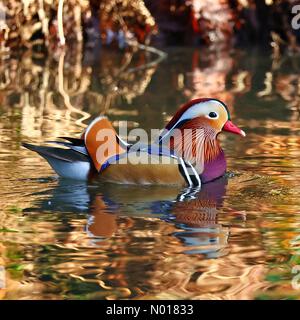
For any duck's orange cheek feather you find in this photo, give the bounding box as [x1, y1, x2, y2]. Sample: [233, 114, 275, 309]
[185, 117, 222, 133]
[208, 117, 229, 133]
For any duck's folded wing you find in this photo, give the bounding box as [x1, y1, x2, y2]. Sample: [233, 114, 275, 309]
[99, 144, 201, 186]
[99, 150, 187, 185]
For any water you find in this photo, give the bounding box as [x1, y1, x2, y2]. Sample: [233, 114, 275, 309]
[0, 46, 300, 300]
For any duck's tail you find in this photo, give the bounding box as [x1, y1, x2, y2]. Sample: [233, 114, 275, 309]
[22, 142, 94, 180]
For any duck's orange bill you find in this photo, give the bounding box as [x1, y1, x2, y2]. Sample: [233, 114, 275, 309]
[222, 120, 246, 137]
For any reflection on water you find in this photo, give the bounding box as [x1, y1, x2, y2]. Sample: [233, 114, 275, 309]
[0, 46, 300, 299]
[32, 177, 229, 257]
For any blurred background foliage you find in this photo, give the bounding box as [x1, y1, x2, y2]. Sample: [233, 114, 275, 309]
[0, 0, 299, 53]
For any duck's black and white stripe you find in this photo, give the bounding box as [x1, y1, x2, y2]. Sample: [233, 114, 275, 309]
[178, 159, 201, 187]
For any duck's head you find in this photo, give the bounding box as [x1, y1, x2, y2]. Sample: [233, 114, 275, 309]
[165, 98, 246, 138]
[161, 98, 245, 182]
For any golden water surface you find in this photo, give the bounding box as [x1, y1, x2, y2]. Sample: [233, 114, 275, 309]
[0, 46, 300, 299]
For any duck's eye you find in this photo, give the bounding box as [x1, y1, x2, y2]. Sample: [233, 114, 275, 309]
[208, 112, 218, 119]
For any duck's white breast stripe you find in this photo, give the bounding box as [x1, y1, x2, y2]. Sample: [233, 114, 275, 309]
[179, 158, 193, 187]
[187, 161, 201, 187]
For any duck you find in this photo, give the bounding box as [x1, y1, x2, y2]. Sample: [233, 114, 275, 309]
[22, 98, 246, 187]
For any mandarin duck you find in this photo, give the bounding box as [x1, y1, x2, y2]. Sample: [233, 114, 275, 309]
[23, 98, 245, 187]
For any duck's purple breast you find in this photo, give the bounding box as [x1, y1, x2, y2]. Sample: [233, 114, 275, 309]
[200, 150, 227, 183]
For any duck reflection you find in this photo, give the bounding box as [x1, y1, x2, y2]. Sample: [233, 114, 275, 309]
[32, 177, 230, 258]
[168, 178, 229, 257]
